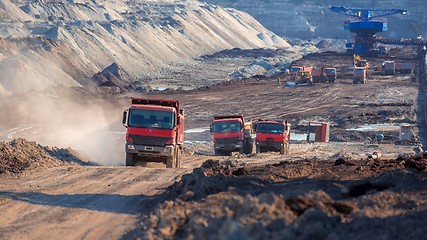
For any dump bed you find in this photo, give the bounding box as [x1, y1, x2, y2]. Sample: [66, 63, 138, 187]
[132, 98, 180, 113]
[213, 114, 245, 123]
[312, 69, 323, 77]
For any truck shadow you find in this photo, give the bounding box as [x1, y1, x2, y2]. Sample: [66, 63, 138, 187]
[0, 191, 157, 215]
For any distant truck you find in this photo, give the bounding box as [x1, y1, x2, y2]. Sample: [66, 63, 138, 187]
[289, 65, 313, 85]
[382, 61, 396, 75]
[312, 67, 337, 83]
[353, 67, 367, 84]
[289, 65, 313, 77]
[210, 114, 253, 155]
[396, 62, 416, 74]
[255, 120, 291, 155]
[382, 61, 415, 75]
[122, 98, 185, 168]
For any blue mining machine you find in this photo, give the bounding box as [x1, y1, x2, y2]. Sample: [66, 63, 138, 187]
[330, 6, 408, 55]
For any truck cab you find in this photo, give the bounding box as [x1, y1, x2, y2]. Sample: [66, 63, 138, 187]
[122, 98, 184, 168]
[323, 68, 337, 83]
[211, 114, 253, 155]
[255, 120, 291, 155]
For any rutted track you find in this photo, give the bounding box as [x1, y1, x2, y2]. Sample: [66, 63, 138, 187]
[0, 166, 191, 239]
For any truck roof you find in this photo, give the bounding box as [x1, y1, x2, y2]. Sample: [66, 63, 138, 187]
[257, 120, 284, 124]
[213, 114, 245, 122]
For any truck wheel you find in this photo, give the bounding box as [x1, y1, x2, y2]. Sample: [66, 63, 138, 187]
[280, 146, 285, 155]
[214, 149, 221, 156]
[126, 153, 136, 166]
[256, 145, 260, 154]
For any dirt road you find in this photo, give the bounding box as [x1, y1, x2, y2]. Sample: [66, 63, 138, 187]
[0, 165, 192, 239]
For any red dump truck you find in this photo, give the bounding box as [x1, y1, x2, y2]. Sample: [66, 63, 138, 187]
[210, 114, 253, 155]
[312, 67, 337, 83]
[255, 120, 291, 155]
[122, 98, 185, 168]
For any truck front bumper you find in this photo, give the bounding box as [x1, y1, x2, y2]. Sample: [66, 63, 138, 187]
[214, 141, 242, 152]
[126, 143, 174, 157]
[256, 140, 283, 150]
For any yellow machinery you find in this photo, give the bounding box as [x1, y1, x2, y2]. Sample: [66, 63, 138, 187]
[354, 54, 369, 68]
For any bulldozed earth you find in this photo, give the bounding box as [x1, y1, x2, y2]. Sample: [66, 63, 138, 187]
[0, 46, 427, 239]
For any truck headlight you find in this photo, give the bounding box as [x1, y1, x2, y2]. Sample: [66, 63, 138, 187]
[164, 146, 174, 153]
[127, 145, 135, 150]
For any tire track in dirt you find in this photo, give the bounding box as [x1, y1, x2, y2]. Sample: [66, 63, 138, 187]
[0, 166, 192, 240]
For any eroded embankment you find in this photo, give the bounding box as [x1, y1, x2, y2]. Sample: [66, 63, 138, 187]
[126, 156, 427, 240]
[0, 138, 93, 175]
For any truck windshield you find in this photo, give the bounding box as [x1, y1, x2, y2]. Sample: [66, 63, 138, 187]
[257, 123, 284, 134]
[290, 67, 301, 73]
[128, 109, 174, 130]
[324, 69, 336, 75]
[212, 121, 241, 133]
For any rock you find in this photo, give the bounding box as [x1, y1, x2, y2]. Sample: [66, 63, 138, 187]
[331, 201, 356, 215]
[334, 157, 355, 166]
[266, 218, 287, 232]
[403, 159, 427, 171]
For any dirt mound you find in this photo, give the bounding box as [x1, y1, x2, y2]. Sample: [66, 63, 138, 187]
[0, 138, 89, 175]
[165, 159, 247, 201]
[129, 157, 427, 239]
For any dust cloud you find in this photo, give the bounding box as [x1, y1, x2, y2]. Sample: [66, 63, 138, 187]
[0, 89, 125, 166]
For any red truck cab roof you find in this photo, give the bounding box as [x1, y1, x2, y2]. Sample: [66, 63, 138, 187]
[214, 118, 243, 123]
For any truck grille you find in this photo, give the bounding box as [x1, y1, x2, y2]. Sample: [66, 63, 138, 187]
[129, 135, 172, 147]
[216, 137, 239, 145]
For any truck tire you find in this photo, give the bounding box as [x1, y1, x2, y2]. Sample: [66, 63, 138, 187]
[280, 146, 285, 155]
[256, 145, 260, 154]
[214, 149, 221, 156]
[126, 153, 136, 166]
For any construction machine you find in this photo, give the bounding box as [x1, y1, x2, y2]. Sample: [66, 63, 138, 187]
[354, 54, 369, 68]
[289, 65, 313, 86]
[353, 67, 367, 84]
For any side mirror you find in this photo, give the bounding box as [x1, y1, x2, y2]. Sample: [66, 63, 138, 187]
[122, 109, 129, 128]
[177, 117, 181, 125]
[210, 125, 213, 133]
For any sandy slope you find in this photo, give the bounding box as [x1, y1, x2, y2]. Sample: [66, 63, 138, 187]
[0, 0, 291, 95]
